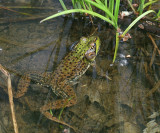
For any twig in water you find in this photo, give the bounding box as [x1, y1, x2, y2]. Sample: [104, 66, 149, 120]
[0, 64, 19, 133]
[0, 37, 22, 46]
[150, 47, 156, 68]
[148, 34, 160, 55]
[0, 6, 31, 16]
[0, 13, 54, 24]
[144, 80, 160, 99]
[126, 0, 137, 14]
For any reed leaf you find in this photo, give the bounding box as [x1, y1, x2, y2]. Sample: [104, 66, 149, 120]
[138, 0, 145, 15]
[81, 0, 86, 10]
[84, 0, 116, 23]
[143, 0, 157, 9]
[40, 9, 116, 27]
[114, 0, 120, 24]
[122, 10, 155, 36]
[109, 0, 114, 14]
[94, 0, 104, 6]
[59, 0, 67, 11]
[105, 0, 107, 7]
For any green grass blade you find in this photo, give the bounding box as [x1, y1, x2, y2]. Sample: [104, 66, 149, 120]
[82, 0, 92, 11]
[84, 0, 115, 22]
[94, 0, 108, 17]
[114, 0, 120, 24]
[94, 0, 104, 5]
[77, 2, 82, 9]
[50, 109, 53, 115]
[157, 9, 160, 17]
[58, 97, 73, 120]
[59, 0, 67, 11]
[143, 0, 157, 9]
[122, 10, 155, 36]
[104, 0, 108, 18]
[113, 10, 155, 62]
[40, 9, 116, 27]
[81, 0, 86, 10]
[105, 0, 107, 7]
[71, 0, 75, 7]
[138, 0, 145, 15]
[109, 0, 114, 14]
[72, 0, 78, 9]
[87, 3, 93, 11]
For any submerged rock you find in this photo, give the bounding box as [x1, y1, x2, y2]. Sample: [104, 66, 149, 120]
[124, 122, 141, 133]
[143, 120, 160, 133]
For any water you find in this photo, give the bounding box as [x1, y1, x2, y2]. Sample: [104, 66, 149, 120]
[0, 1, 160, 133]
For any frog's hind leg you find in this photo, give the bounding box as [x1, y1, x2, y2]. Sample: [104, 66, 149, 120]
[40, 85, 77, 130]
[14, 73, 31, 98]
[14, 72, 51, 98]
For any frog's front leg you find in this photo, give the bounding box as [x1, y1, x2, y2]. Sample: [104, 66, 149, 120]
[91, 61, 112, 80]
[40, 84, 77, 130]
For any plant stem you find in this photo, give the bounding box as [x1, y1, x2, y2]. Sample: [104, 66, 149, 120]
[126, 0, 137, 14]
[113, 32, 119, 62]
[122, 10, 155, 36]
[59, 0, 67, 11]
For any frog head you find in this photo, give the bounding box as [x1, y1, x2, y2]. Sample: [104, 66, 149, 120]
[74, 36, 100, 62]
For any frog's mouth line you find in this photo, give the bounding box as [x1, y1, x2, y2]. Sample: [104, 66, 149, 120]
[85, 43, 97, 60]
[85, 43, 96, 56]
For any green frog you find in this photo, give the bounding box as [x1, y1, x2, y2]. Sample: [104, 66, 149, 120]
[14, 36, 101, 129]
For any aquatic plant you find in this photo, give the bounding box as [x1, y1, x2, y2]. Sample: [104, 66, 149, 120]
[41, 0, 120, 29]
[72, 0, 93, 11]
[59, 0, 67, 11]
[127, 0, 158, 15]
[155, 9, 160, 21]
[40, 0, 155, 62]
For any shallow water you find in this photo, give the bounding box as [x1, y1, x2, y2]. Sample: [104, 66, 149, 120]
[0, 1, 160, 133]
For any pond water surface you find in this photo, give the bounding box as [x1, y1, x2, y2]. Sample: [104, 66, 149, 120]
[0, 1, 160, 133]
